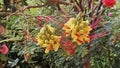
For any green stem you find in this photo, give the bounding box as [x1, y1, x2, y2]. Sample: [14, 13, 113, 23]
[0, 37, 21, 43]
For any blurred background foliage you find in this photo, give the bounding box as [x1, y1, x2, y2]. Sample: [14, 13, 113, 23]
[0, 0, 120, 68]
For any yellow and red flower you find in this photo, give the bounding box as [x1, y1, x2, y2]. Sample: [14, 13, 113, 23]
[63, 14, 92, 45]
[71, 21, 92, 45]
[37, 25, 61, 53]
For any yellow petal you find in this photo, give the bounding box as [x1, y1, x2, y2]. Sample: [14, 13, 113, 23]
[53, 43, 60, 51]
[78, 37, 84, 42]
[45, 47, 50, 53]
[84, 26, 92, 31]
[84, 36, 90, 42]
[63, 18, 76, 31]
[38, 39, 44, 46]
[54, 36, 61, 42]
[49, 40, 54, 44]
[65, 18, 76, 29]
[76, 40, 82, 45]
[85, 20, 89, 25]
[39, 27, 45, 34]
[71, 28, 78, 39]
[42, 44, 49, 47]
[47, 25, 55, 33]
[71, 34, 77, 41]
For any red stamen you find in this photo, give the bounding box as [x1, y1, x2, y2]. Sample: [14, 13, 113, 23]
[49, 44, 53, 50]
[75, 33, 82, 37]
[77, 39, 83, 43]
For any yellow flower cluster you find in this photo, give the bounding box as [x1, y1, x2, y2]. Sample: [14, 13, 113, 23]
[63, 14, 92, 45]
[37, 25, 61, 53]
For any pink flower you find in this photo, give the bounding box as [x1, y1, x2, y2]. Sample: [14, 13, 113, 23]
[102, 0, 116, 7]
[108, 12, 113, 17]
[37, 16, 44, 22]
[0, 44, 9, 54]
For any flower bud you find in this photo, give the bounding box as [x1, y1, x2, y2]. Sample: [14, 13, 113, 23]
[108, 12, 113, 17]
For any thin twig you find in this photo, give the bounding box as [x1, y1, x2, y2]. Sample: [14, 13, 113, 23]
[21, 4, 48, 12]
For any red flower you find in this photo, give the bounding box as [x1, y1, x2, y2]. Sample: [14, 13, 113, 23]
[62, 41, 74, 50]
[61, 40, 76, 55]
[0, 44, 9, 54]
[102, 0, 116, 7]
[68, 49, 75, 55]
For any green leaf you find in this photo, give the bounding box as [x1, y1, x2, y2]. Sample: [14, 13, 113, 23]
[0, 36, 22, 43]
[0, 54, 8, 61]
